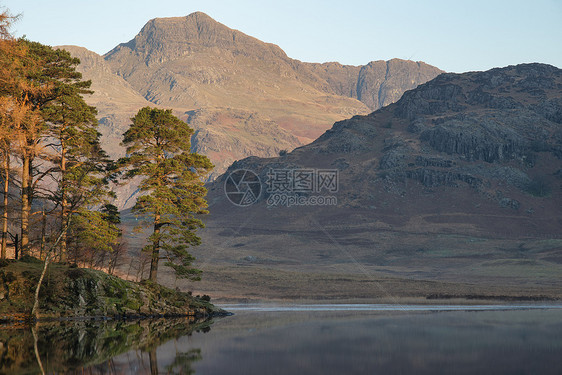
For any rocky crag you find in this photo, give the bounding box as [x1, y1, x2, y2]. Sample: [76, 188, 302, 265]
[212, 63, 562, 228]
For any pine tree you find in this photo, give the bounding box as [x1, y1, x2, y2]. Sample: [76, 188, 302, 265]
[31, 42, 110, 261]
[0, 19, 47, 257]
[121, 107, 213, 282]
[0, 40, 113, 262]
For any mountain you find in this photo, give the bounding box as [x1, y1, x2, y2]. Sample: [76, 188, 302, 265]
[102, 12, 369, 142]
[187, 63, 562, 301]
[62, 12, 442, 206]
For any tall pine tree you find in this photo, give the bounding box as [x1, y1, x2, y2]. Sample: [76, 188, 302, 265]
[31, 42, 111, 261]
[121, 107, 213, 282]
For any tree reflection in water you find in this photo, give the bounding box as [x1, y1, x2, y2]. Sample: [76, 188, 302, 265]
[0, 317, 211, 374]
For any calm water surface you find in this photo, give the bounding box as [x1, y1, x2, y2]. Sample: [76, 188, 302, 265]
[3, 304, 562, 374]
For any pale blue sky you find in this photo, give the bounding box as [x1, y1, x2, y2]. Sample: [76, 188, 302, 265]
[2, 0, 561, 72]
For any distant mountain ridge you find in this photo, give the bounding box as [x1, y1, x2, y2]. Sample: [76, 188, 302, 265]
[306, 59, 441, 110]
[60, 12, 442, 206]
[103, 12, 441, 116]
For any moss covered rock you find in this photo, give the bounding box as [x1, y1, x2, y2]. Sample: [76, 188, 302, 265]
[0, 259, 224, 320]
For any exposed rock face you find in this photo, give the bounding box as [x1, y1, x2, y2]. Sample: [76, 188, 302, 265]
[185, 108, 302, 179]
[206, 63, 562, 238]
[393, 64, 562, 166]
[306, 59, 443, 110]
[419, 117, 528, 163]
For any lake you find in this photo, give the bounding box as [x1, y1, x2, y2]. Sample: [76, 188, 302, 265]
[2, 304, 561, 374]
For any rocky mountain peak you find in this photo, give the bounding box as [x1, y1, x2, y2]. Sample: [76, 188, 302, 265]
[105, 11, 288, 67]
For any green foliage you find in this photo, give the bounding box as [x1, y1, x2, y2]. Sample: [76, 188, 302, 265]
[120, 107, 213, 281]
[101, 203, 121, 225]
[23, 40, 111, 203]
[70, 208, 121, 254]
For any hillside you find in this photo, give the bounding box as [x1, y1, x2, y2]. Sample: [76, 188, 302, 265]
[103, 12, 441, 140]
[185, 108, 302, 180]
[184, 63, 562, 301]
[103, 11, 368, 144]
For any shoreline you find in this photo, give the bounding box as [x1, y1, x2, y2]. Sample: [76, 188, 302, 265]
[0, 309, 232, 325]
[208, 294, 561, 306]
[218, 302, 562, 312]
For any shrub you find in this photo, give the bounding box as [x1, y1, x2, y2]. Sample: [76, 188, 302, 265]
[526, 177, 551, 197]
[20, 255, 41, 263]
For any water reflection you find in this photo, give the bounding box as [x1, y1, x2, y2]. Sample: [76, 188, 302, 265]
[0, 317, 210, 374]
[1, 307, 561, 374]
[193, 308, 562, 375]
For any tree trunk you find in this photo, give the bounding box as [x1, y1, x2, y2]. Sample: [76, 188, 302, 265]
[39, 209, 46, 259]
[14, 233, 18, 260]
[149, 348, 159, 375]
[21, 152, 30, 256]
[149, 213, 161, 282]
[32, 215, 71, 320]
[60, 147, 67, 262]
[31, 324, 45, 375]
[1, 151, 9, 259]
[31, 251, 51, 319]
